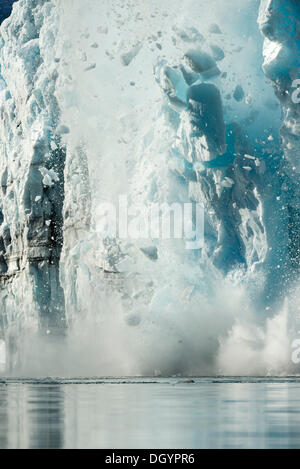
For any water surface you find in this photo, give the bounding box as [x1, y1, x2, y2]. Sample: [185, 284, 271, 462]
[1, 377, 300, 449]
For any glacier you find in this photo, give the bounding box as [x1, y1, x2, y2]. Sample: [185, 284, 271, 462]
[0, 0, 299, 376]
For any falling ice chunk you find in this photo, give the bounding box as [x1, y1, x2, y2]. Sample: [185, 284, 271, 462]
[181, 285, 194, 301]
[97, 26, 108, 34]
[187, 83, 226, 154]
[233, 85, 245, 102]
[140, 246, 158, 261]
[39, 167, 59, 187]
[184, 50, 220, 78]
[120, 43, 142, 66]
[80, 52, 87, 62]
[125, 314, 141, 327]
[172, 26, 204, 43]
[221, 177, 234, 188]
[210, 44, 225, 61]
[84, 63, 96, 71]
[209, 23, 222, 34]
[193, 162, 206, 171]
[56, 124, 70, 135]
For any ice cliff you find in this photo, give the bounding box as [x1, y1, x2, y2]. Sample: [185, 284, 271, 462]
[0, 0, 299, 376]
[259, 0, 300, 270]
[0, 0, 65, 352]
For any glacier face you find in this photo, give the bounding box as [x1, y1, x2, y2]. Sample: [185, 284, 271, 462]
[0, 0, 299, 376]
[0, 0, 66, 368]
[259, 0, 300, 271]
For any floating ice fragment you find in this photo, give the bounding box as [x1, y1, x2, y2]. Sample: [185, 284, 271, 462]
[35, 196, 41, 202]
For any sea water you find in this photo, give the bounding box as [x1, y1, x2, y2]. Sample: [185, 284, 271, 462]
[1, 378, 300, 449]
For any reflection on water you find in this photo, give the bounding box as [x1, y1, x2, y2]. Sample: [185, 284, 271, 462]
[1, 378, 300, 449]
[28, 386, 64, 449]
